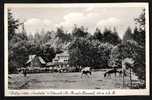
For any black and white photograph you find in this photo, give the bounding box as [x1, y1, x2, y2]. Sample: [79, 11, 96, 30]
[4, 3, 149, 96]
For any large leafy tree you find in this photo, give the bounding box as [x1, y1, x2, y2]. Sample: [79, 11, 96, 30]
[132, 9, 146, 81]
[8, 9, 23, 73]
[69, 38, 91, 67]
[109, 40, 139, 68]
[69, 38, 113, 69]
[40, 44, 56, 62]
[8, 9, 33, 74]
[9, 39, 29, 73]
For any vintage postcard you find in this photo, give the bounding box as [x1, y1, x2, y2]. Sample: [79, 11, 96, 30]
[4, 3, 149, 96]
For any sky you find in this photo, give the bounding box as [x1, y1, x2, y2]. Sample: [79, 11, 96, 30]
[9, 4, 144, 39]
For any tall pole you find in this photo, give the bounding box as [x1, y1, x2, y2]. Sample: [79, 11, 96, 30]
[130, 67, 132, 88]
[122, 60, 125, 88]
[123, 69, 125, 88]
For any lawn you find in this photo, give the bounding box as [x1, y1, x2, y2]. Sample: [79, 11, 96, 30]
[8, 71, 142, 89]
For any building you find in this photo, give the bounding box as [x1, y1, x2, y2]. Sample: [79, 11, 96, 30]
[46, 43, 71, 72]
[26, 55, 46, 68]
[52, 50, 69, 65]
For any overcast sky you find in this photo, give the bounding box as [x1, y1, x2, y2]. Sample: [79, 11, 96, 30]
[9, 5, 144, 38]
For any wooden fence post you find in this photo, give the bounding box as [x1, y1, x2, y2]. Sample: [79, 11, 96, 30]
[123, 69, 125, 88]
[130, 67, 132, 88]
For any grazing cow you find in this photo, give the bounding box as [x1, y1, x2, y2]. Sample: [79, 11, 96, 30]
[81, 67, 92, 78]
[104, 70, 114, 78]
[104, 68, 117, 78]
[104, 69, 127, 78]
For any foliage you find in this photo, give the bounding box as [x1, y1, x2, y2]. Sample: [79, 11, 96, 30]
[109, 9, 146, 82]
[40, 43, 56, 62]
[72, 25, 89, 38]
[93, 28, 103, 42]
[132, 9, 145, 81]
[8, 9, 27, 73]
[133, 27, 145, 47]
[102, 28, 121, 45]
[9, 40, 29, 73]
[109, 40, 138, 68]
[133, 9, 145, 47]
[134, 9, 145, 32]
[8, 9, 20, 41]
[123, 27, 133, 43]
[69, 38, 113, 69]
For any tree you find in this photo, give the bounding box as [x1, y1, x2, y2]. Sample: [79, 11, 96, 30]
[8, 9, 29, 73]
[43, 31, 52, 43]
[56, 27, 72, 43]
[131, 9, 146, 82]
[112, 27, 121, 45]
[133, 9, 145, 46]
[96, 42, 113, 68]
[135, 9, 145, 32]
[9, 40, 29, 73]
[69, 38, 90, 67]
[34, 32, 40, 41]
[133, 27, 145, 47]
[123, 27, 133, 44]
[72, 25, 88, 38]
[40, 43, 56, 62]
[103, 27, 121, 45]
[8, 9, 20, 41]
[69, 37, 113, 69]
[56, 27, 65, 38]
[109, 40, 138, 68]
[93, 28, 103, 42]
[28, 34, 34, 41]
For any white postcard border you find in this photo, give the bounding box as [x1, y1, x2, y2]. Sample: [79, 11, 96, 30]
[4, 3, 150, 96]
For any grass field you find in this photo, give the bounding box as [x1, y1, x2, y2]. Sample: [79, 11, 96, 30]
[8, 71, 141, 89]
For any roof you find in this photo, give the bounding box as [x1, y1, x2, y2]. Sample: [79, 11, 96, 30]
[46, 62, 54, 66]
[26, 55, 46, 64]
[56, 51, 69, 57]
[38, 57, 46, 64]
[26, 55, 36, 64]
[64, 42, 71, 49]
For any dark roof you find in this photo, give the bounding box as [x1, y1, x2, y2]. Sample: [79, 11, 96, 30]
[26, 55, 46, 64]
